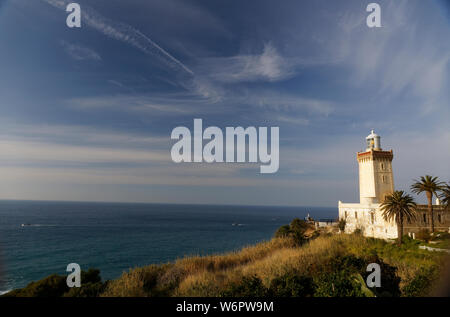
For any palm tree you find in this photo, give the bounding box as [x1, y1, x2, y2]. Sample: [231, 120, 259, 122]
[440, 183, 450, 209]
[411, 175, 445, 233]
[381, 191, 417, 245]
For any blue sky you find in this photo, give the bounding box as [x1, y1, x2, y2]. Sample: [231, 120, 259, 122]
[0, 0, 449, 206]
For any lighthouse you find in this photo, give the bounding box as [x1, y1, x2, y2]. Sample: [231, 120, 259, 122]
[338, 130, 449, 239]
[338, 130, 398, 239]
[357, 130, 394, 205]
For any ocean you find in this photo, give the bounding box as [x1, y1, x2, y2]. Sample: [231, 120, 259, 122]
[0, 200, 336, 293]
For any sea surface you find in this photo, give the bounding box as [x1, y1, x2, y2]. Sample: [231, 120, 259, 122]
[0, 200, 336, 293]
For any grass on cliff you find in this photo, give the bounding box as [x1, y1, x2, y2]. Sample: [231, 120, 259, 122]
[101, 231, 448, 297]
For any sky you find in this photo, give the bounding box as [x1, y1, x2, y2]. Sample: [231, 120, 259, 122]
[0, 0, 449, 206]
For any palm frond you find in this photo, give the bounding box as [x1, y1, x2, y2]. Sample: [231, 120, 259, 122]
[381, 190, 417, 223]
[440, 183, 450, 207]
[411, 175, 445, 195]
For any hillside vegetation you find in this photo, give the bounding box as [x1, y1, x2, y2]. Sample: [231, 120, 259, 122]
[4, 219, 449, 297]
[102, 233, 447, 297]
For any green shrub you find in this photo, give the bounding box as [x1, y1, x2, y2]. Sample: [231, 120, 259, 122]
[81, 268, 102, 284]
[3, 274, 68, 297]
[290, 218, 309, 232]
[64, 269, 105, 297]
[269, 272, 315, 297]
[362, 255, 401, 297]
[314, 271, 365, 297]
[309, 254, 401, 297]
[308, 255, 365, 297]
[402, 266, 439, 297]
[2, 268, 105, 297]
[274, 225, 291, 238]
[274, 218, 311, 245]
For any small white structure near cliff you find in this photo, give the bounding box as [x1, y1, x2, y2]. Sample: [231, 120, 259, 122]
[339, 131, 450, 239]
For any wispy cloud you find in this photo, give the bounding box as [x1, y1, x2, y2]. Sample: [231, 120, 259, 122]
[42, 0, 194, 75]
[0, 122, 169, 148]
[276, 115, 309, 126]
[63, 88, 334, 121]
[236, 91, 335, 116]
[198, 43, 292, 83]
[60, 40, 101, 61]
[107, 80, 131, 91]
[334, 0, 450, 110]
[0, 140, 169, 165]
[65, 94, 216, 115]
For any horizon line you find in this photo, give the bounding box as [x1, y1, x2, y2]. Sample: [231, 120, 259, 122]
[0, 198, 336, 209]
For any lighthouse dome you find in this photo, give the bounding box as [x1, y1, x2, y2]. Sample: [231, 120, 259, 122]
[365, 130, 381, 151]
[366, 130, 379, 140]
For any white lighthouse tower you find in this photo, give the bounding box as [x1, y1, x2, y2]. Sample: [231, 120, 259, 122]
[338, 130, 398, 239]
[357, 130, 394, 205]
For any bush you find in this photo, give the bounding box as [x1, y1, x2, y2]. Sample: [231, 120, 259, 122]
[269, 272, 315, 297]
[314, 271, 366, 297]
[274, 225, 291, 238]
[64, 269, 105, 297]
[307, 255, 365, 297]
[220, 275, 269, 297]
[274, 218, 311, 245]
[402, 266, 439, 297]
[3, 268, 105, 297]
[362, 255, 401, 297]
[338, 219, 346, 232]
[3, 274, 68, 297]
[290, 218, 309, 232]
[309, 254, 401, 297]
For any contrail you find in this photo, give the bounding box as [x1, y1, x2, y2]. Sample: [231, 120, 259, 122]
[42, 0, 194, 75]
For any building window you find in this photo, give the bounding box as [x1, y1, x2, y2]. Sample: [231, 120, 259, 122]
[438, 214, 442, 223]
[371, 213, 375, 224]
[355, 212, 358, 219]
[345, 211, 348, 219]
[423, 214, 427, 223]
[382, 175, 386, 183]
[381, 163, 385, 170]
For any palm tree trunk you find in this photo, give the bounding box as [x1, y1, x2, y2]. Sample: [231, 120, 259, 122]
[397, 214, 403, 245]
[426, 191, 434, 233]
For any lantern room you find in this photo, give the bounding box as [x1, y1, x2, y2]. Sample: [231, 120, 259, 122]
[366, 130, 381, 151]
